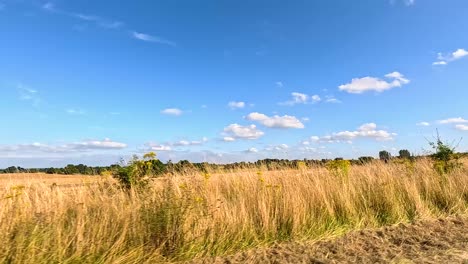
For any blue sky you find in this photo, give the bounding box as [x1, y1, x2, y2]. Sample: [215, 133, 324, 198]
[1, 0, 467, 167]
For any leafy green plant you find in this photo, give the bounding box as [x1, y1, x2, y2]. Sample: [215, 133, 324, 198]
[114, 152, 166, 189]
[326, 159, 351, 177]
[428, 131, 461, 175]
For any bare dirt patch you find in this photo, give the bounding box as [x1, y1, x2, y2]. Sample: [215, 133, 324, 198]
[192, 216, 468, 264]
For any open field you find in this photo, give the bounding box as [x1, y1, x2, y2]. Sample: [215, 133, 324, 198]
[0, 173, 111, 188]
[1, 158, 467, 263]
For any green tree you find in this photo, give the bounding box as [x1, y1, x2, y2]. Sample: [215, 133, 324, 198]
[379, 150, 391, 161]
[398, 149, 411, 159]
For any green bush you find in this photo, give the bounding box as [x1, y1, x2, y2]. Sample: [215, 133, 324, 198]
[113, 152, 166, 189]
[428, 132, 461, 174]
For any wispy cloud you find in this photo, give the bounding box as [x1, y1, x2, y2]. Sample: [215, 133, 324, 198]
[17, 84, 41, 107]
[433, 48, 468, 66]
[132, 31, 176, 46]
[41, 2, 175, 45]
[339, 72, 410, 94]
[280, 92, 321, 106]
[325, 97, 342, 103]
[416, 121, 430, 126]
[0, 138, 127, 155]
[389, 0, 415, 6]
[42, 2, 123, 29]
[66, 108, 86, 115]
[161, 108, 183, 116]
[276, 81, 284, 88]
[144, 137, 208, 152]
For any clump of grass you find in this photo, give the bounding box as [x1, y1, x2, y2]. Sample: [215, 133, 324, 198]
[0, 158, 467, 263]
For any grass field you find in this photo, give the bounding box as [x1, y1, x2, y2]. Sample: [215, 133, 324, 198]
[1, 158, 467, 263]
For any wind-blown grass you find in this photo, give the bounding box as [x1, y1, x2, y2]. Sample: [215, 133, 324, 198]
[0, 158, 467, 263]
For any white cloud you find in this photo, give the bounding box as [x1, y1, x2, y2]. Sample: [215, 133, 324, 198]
[146, 143, 172, 151]
[132, 31, 176, 46]
[432, 61, 447, 66]
[172, 137, 207, 147]
[161, 108, 183, 116]
[455, 124, 468, 131]
[145, 137, 208, 151]
[416, 121, 430, 126]
[437, 117, 468, 124]
[223, 124, 264, 140]
[228, 101, 246, 109]
[17, 84, 41, 107]
[246, 148, 258, 153]
[42, 2, 123, 30]
[223, 137, 236, 142]
[280, 92, 321, 106]
[325, 98, 342, 103]
[0, 139, 127, 155]
[72, 139, 127, 150]
[246, 112, 305, 129]
[66, 109, 86, 115]
[453, 49, 468, 59]
[276, 81, 284, 88]
[42, 2, 56, 11]
[265, 144, 289, 152]
[309, 123, 396, 143]
[339, 72, 410, 94]
[433, 49, 468, 66]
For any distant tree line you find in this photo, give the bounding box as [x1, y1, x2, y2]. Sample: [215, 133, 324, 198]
[1, 150, 467, 176]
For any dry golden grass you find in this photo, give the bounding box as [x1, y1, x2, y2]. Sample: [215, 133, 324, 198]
[0, 173, 110, 188]
[0, 158, 467, 263]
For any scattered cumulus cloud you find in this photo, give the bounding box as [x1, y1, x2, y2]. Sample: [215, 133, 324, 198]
[161, 108, 183, 116]
[264, 144, 290, 152]
[228, 101, 246, 109]
[0, 139, 127, 155]
[223, 124, 264, 141]
[305, 123, 396, 143]
[437, 117, 468, 124]
[246, 112, 305, 129]
[246, 148, 258, 153]
[144, 137, 208, 152]
[280, 92, 321, 106]
[433, 49, 468, 66]
[339, 72, 410, 94]
[146, 143, 172, 152]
